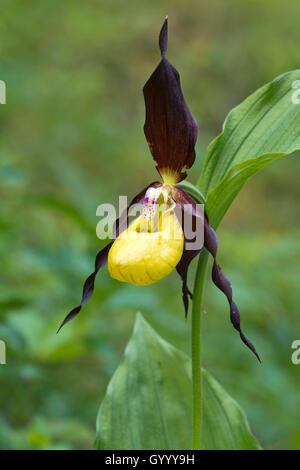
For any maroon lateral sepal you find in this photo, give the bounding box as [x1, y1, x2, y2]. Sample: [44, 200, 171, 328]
[57, 183, 161, 332]
[173, 186, 204, 316]
[143, 18, 198, 183]
[203, 215, 261, 362]
[176, 245, 196, 318]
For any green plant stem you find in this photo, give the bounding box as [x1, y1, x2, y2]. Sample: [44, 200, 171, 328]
[191, 249, 209, 450]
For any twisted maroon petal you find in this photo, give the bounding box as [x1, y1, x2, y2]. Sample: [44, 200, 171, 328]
[58, 182, 161, 332]
[173, 186, 260, 361]
[57, 242, 113, 332]
[204, 217, 260, 362]
[143, 18, 198, 183]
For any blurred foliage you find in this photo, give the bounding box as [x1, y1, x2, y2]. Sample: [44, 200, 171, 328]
[1, 0, 300, 449]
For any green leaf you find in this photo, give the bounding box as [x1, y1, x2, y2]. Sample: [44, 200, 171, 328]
[95, 313, 261, 450]
[198, 70, 300, 228]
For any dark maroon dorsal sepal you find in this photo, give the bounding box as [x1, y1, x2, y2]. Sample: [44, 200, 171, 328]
[143, 18, 198, 183]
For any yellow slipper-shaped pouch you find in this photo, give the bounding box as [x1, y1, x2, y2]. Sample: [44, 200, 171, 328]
[108, 209, 184, 286]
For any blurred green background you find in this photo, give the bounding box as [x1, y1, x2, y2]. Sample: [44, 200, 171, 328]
[1, 0, 300, 450]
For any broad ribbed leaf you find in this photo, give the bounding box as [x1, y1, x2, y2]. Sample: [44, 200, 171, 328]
[198, 70, 300, 228]
[95, 313, 261, 450]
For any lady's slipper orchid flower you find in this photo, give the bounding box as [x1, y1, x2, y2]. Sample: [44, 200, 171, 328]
[59, 18, 260, 361]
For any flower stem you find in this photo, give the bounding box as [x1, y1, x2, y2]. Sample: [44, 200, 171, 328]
[191, 249, 209, 450]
